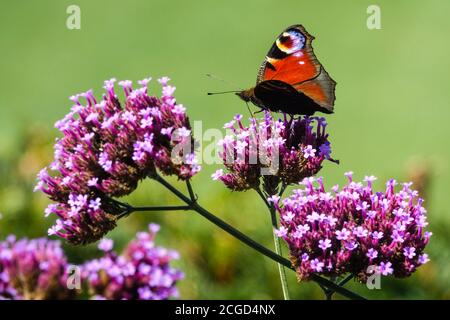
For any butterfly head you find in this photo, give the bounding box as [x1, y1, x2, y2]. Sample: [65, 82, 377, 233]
[236, 88, 254, 102]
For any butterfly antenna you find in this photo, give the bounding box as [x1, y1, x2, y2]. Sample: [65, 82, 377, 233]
[206, 73, 243, 90]
[207, 90, 241, 95]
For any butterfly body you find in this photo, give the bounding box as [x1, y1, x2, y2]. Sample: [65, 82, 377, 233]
[237, 25, 336, 115]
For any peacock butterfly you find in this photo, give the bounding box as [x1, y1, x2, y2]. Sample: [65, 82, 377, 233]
[236, 24, 336, 115]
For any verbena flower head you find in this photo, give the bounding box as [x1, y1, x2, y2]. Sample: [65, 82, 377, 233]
[82, 224, 183, 300]
[0, 246, 18, 300]
[34, 77, 200, 244]
[0, 236, 74, 300]
[274, 173, 431, 281]
[213, 112, 335, 194]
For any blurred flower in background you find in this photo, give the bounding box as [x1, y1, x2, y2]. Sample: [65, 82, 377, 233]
[0, 236, 74, 300]
[213, 112, 336, 195]
[0, 224, 182, 300]
[0, 248, 18, 299]
[406, 157, 432, 203]
[34, 77, 200, 245]
[274, 173, 431, 281]
[82, 223, 183, 300]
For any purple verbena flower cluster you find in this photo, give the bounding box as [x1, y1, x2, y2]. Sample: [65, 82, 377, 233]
[0, 243, 18, 300]
[212, 112, 335, 194]
[34, 77, 200, 244]
[83, 224, 183, 300]
[0, 236, 74, 300]
[273, 173, 431, 281]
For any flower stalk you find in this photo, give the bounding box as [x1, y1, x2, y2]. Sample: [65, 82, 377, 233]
[270, 206, 291, 300]
[257, 186, 290, 300]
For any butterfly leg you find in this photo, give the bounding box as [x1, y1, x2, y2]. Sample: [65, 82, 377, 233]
[289, 113, 295, 122]
[245, 102, 254, 119]
[252, 108, 265, 117]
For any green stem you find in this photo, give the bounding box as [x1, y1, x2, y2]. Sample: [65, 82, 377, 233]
[338, 274, 354, 287]
[186, 179, 197, 202]
[270, 206, 290, 300]
[279, 183, 287, 198]
[255, 187, 270, 207]
[257, 186, 290, 300]
[256, 184, 290, 300]
[131, 205, 191, 212]
[325, 274, 354, 299]
[320, 281, 334, 300]
[108, 200, 191, 218]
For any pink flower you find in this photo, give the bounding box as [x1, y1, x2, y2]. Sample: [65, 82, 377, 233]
[318, 238, 332, 251]
[310, 259, 324, 272]
[379, 262, 394, 276]
[0, 238, 74, 299]
[275, 173, 431, 281]
[35, 77, 200, 244]
[82, 224, 183, 300]
[214, 112, 336, 192]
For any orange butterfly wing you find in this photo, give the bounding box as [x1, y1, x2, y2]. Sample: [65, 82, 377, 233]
[256, 25, 336, 111]
[292, 67, 336, 110]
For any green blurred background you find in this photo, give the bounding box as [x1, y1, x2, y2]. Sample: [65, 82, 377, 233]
[0, 0, 449, 299]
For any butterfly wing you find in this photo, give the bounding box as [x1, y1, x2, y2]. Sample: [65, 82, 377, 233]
[256, 25, 336, 112]
[291, 66, 336, 112]
[254, 80, 323, 115]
